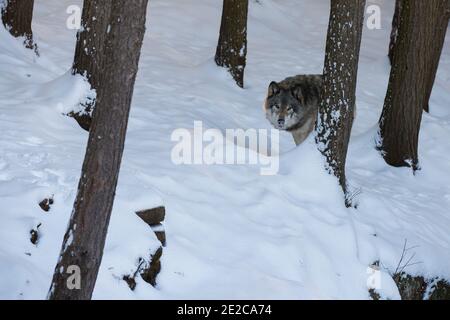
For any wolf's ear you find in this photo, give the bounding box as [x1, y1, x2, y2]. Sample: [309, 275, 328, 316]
[268, 82, 280, 98]
[292, 85, 305, 105]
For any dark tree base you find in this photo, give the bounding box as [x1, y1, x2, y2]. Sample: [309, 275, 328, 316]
[68, 111, 92, 132]
[215, 0, 249, 88]
[379, 0, 448, 169]
[1, 0, 37, 54]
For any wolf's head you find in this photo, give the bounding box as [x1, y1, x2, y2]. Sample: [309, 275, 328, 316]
[265, 82, 311, 131]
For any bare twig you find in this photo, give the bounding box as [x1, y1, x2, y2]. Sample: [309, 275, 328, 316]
[390, 239, 423, 277]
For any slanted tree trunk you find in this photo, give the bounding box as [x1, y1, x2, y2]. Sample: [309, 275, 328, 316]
[48, 0, 149, 300]
[378, 0, 449, 170]
[316, 0, 366, 206]
[1, 0, 37, 52]
[423, 0, 449, 113]
[388, 0, 402, 65]
[70, 0, 113, 131]
[215, 0, 249, 88]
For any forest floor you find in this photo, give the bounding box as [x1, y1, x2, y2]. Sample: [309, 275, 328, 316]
[0, 0, 450, 299]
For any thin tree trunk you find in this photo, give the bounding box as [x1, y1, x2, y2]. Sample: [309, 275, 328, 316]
[1, 0, 37, 52]
[316, 0, 366, 207]
[48, 0, 148, 300]
[423, 0, 449, 113]
[378, 0, 448, 170]
[215, 0, 249, 88]
[70, 0, 113, 131]
[389, 0, 402, 65]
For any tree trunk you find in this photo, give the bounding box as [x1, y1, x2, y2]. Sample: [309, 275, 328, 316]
[1, 0, 37, 52]
[70, 0, 114, 131]
[423, 0, 449, 113]
[378, 0, 449, 170]
[316, 0, 366, 206]
[48, 0, 148, 300]
[389, 0, 449, 112]
[215, 0, 249, 88]
[389, 0, 402, 65]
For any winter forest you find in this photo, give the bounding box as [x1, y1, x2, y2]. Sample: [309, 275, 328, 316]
[0, 0, 450, 301]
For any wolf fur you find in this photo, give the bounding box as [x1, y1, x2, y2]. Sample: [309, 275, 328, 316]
[264, 75, 322, 146]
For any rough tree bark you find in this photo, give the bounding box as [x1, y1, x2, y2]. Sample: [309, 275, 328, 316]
[48, 0, 149, 300]
[70, 0, 113, 131]
[316, 0, 366, 206]
[378, 0, 449, 170]
[423, 0, 449, 113]
[1, 0, 37, 52]
[388, 0, 449, 112]
[215, 0, 249, 88]
[388, 0, 402, 65]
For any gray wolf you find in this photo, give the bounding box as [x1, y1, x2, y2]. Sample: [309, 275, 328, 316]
[264, 74, 322, 145]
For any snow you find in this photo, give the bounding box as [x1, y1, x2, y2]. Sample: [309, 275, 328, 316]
[0, 0, 450, 300]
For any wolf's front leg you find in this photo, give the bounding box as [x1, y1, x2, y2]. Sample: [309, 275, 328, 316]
[291, 117, 315, 146]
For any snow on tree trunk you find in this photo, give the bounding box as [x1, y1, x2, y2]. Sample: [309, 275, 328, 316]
[316, 0, 366, 206]
[48, 0, 149, 300]
[70, 0, 113, 131]
[378, 0, 449, 170]
[215, 0, 249, 88]
[388, 0, 402, 65]
[1, 0, 37, 53]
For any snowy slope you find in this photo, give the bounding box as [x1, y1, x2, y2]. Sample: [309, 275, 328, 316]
[0, 0, 449, 299]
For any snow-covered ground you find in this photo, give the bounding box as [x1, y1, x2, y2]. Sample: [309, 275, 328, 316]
[0, 0, 449, 300]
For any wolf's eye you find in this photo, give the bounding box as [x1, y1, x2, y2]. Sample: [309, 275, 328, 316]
[287, 106, 294, 113]
[272, 105, 280, 110]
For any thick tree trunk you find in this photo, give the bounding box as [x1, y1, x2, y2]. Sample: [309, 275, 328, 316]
[215, 0, 249, 88]
[388, 0, 402, 65]
[316, 0, 366, 206]
[389, 0, 449, 112]
[48, 0, 148, 300]
[70, 0, 113, 131]
[378, 0, 449, 170]
[1, 0, 37, 52]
